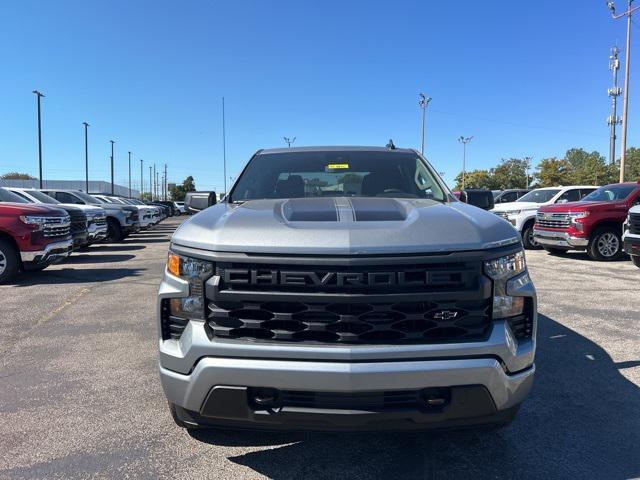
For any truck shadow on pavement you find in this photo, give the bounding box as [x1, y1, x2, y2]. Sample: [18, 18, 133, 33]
[61, 253, 136, 264]
[14, 267, 145, 286]
[190, 314, 640, 480]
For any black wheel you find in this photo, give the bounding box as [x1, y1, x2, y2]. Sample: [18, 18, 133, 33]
[632, 256, 640, 268]
[522, 223, 541, 250]
[587, 227, 623, 261]
[105, 218, 124, 243]
[543, 247, 568, 256]
[0, 239, 19, 283]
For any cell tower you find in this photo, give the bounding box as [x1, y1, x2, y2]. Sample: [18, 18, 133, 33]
[608, 46, 622, 165]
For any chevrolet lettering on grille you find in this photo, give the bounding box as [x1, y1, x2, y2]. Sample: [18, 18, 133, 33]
[222, 268, 461, 287]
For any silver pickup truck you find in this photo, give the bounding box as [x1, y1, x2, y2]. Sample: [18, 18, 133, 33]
[157, 146, 537, 431]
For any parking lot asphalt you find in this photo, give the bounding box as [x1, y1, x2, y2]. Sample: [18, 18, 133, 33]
[1, 216, 639, 480]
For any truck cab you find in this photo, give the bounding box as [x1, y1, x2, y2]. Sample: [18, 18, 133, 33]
[534, 182, 640, 261]
[0, 187, 72, 283]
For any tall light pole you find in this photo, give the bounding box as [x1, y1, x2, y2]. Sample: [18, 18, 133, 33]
[140, 159, 144, 199]
[128, 151, 132, 198]
[608, 47, 623, 165]
[109, 140, 115, 195]
[83, 122, 90, 192]
[32, 90, 45, 188]
[418, 93, 432, 155]
[153, 164, 156, 200]
[283, 136, 296, 148]
[149, 165, 152, 199]
[608, 0, 640, 181]
[458, 136, 473, 190]
[222, 97, 227, 195]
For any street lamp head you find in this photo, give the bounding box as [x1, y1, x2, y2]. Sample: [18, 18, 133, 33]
[83, 121, 89, 127]
[32, 90, 44, 97]
[607, 1, 616, 14]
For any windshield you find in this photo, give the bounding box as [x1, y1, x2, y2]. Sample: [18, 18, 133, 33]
[0, 187, 28, 203]
[230, 151, 447, 202]
[517, 189, 560, 203]
[582, 185, 637, 201]
[72, 191, 102, 205]
[27, 190, 60, 204]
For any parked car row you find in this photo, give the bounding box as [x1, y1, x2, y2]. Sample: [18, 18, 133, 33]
[0, 187, 170, 283]
[491, 181, 640, 267]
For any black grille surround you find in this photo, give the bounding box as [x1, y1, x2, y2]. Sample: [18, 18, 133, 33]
[160, 299, 189, 340]
[203, 252, 500, 346]
[630, 212, 640, 235]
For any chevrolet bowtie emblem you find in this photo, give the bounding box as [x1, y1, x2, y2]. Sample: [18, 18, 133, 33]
[433, 310, 459, 320]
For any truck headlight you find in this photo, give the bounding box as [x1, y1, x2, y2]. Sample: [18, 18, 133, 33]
[167, 252, 214, 319]
[19, 215, 53, 230]
[484, 251, 527, 318]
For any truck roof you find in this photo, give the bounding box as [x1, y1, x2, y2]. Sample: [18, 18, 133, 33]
[258, 146, 418, 155]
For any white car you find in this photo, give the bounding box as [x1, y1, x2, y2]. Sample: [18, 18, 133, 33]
[623, 204, 640, 268]
[173, 201, 185, 214]
[491, 185, 598, 248]
[6, 187, 108, 243]
[92, 195, 160, 229]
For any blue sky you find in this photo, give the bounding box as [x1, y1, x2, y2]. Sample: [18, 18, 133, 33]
[0, 0, 635, 190]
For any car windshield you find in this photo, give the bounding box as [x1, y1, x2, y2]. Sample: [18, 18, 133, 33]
[582, 185, 636, 201]
[517, 189, 560, 203]
[27, 190, 60, 204]
[72, 191, 102, 205]
[230, 150, 447, 202]
[0, 187, 28, 203]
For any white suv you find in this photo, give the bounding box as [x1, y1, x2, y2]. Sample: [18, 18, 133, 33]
[491, 186, 597, 249]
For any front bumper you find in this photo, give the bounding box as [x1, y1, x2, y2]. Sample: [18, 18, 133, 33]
[158, 265, 537, 430]
[87, 223, 108, 242]
[20, 238, 73, 265]
[623, 232, 640, 256]
[533, 228, 589, 249]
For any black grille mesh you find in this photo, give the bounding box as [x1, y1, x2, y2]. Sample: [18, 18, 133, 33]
[207, 298, 491, 344]
[630, 213, 640, 235]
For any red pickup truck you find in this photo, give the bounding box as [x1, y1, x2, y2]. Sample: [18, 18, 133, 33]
[0, 188, 73, 283]
[533, 182, 640, 261]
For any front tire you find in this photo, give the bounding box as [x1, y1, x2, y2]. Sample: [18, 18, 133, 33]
[105, 219, 124, 243]
[587, 227, 623, 261]
[522, 223, 541, 249]
[0, 239, 19, 283]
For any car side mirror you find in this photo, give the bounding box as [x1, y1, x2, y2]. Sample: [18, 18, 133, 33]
[185, 191, 217, 213]
[460, 189, 495, 210]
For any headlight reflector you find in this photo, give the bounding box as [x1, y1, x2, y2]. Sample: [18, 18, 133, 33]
[166, 252, 214, 320]
[484, 251, 528, 319]
[484, 251, 526, 280]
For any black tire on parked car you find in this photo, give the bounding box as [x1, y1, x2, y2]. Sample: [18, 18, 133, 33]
[105, 218, 124, 243]
[632, 255, 640, 268]
[543, 247, 569, 256]
[0, 238, 20, 283]
[522, 223, 541, 250]
[587, 227, 623, 261]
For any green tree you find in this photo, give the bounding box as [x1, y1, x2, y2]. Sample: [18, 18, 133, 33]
[491, 158, 530, 189]
[535, 157, 572, 187]
[453, 169, 495, 191]
[1, 172, 36, 180]
[564, 148, 609, 185]
[623, 147, 640, 181]
[169, 176, 197, 201]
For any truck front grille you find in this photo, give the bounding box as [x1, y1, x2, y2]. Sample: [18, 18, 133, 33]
[43, 217, 71, 238]
[630, 213, 640, 235]
[208, 298, 491, 344]
[92, 215, 107, 227]
[69, 211, 88, 234]
[536, 213, 571, 229]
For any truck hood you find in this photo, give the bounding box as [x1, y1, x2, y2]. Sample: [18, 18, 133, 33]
[538, 200, 622, 213]
[492, 201, 543, 212]
[59, 203, 105, 216]
[0, 202, 68, 216]
[172, 197, 520, 255]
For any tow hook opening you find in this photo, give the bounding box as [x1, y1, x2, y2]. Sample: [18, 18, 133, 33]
[419, 387, 451, 410]
[249, 387, 281, 411]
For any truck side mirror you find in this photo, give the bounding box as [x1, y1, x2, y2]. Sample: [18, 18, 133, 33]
[185, 191, 217, 213]
[460, 189, 495, 210]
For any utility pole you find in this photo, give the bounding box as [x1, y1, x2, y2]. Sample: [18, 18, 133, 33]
[458, 136, 473, 190]
[128, 151, 132, 198]
[283, 136, 296, 148]
[156, 171, 159, 201]
[149, 165, 152, 199]
[164, 164, 167, 201]
[83, 122, 89, 192]
[608, 46, 623, 165]
[140, 159, 144, 199]
[608, 1, 639, 181]
[110, 140, 115, 195]
[418, 93, 432, 155]
[524, 156, 533, 189]
[32, 90, 45, 188]
[153, 164, 156, 200]
[222, 97, 227, 195]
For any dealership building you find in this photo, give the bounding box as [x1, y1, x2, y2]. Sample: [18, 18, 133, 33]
[0, 179, 140, 198]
